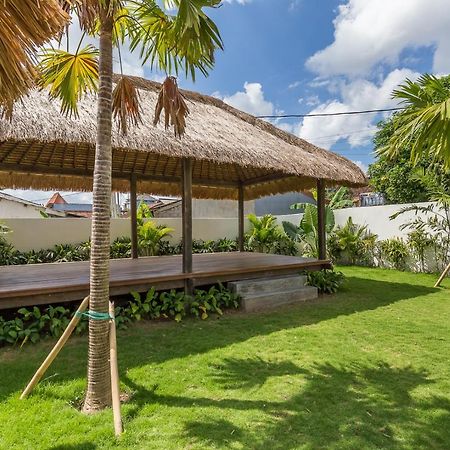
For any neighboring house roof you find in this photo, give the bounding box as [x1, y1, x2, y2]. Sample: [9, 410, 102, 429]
[51, 203, 92, 212]
[46, 192, 67, 207]
[0, 191, 65, 217]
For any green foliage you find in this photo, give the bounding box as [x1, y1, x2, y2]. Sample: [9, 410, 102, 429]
[407, 230, 434, 272]
[138, 220, 173, 256]
[189, 283, 240, 320]
[380, 74, 450, 168]
[0, 304, 73, 346]
[283, 203, 334, 257]
[0, 283, 240, 347]
[379, 238, 410, 271]
[327, 187, 354, 209]
[369, 117, 450, 204]
[246, 214, 283, 253]
[328, 217, 377, 265]
[306, 269, 345, 294]
[110, 236, 132, 259]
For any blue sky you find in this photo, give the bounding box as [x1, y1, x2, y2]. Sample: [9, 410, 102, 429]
[5, 0, 450, 204]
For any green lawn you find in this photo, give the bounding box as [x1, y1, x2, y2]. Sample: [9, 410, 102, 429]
[1, 267, 450, 449]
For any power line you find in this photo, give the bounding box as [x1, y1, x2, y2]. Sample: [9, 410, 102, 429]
[257, 107, 404, 119]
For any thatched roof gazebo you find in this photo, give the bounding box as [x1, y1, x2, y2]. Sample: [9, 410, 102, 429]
[0, 75, 366, 300]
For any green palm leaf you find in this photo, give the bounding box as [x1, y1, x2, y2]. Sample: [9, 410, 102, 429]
[37, 45, 99, 117]
[379, 74, 450, 168]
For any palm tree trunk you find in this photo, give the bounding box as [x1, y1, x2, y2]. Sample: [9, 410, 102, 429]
[83, 13, 114, 414]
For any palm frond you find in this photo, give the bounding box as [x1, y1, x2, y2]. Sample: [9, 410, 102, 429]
[128, 0, 223, 80]
[379, 74, 450, 168]
[112, 75, 143, 135]
[153, 76, 189, 137]
[37, 45, 99, 117]
[0, 0, 69, 117]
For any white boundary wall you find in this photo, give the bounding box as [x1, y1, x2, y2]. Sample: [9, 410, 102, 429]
[276, 202, 437, 240]
[1, 218, 250, 252]
[0, 202, 438, 252]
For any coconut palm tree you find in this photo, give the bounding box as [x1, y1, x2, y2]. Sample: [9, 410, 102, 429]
[2, 0, 223, 413]
[379, 74, 450, 168]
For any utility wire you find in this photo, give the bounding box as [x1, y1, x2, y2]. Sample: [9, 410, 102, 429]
[257, 107, 404, 119]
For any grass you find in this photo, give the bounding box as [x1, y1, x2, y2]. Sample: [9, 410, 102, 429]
[0, 266, 450, 449]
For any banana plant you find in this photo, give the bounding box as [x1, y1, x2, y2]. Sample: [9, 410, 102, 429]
[283, 203, 335, 257]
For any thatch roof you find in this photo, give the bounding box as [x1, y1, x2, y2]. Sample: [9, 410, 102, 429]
[0, 75, 366, 200]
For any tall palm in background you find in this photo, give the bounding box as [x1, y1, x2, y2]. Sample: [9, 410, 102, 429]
[380, 74, 450, 286]
[379, 74, 450, 167]
[1, 0, 223, 413]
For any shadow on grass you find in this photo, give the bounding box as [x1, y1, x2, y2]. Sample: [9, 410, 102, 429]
[0, 275, 439, 404]
[122, 359, 449, 449]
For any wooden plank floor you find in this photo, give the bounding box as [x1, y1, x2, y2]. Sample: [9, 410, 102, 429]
[0, 252, 330, 309]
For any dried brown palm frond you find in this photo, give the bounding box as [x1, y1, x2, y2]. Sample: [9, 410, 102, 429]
[153, 76, 190, 138]
[112, 76, 143, 135]
[0, 0, 69, 118]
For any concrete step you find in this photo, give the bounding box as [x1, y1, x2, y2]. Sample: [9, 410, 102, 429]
[242, 286, 318, 312]
[229, 275, 307, 296]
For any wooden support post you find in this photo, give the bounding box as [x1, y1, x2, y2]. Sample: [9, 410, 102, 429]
[109, 301, 123, 436]
[317, 179, 327, 260]
[20, 296, 90, 399]
[435, 262, 450, 288]
[130, 175, 138, 259]
[182, 158, 193, 295]
[238, 184, 245, 252]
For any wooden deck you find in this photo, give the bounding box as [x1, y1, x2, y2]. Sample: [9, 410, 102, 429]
[0, 252, 330, 309]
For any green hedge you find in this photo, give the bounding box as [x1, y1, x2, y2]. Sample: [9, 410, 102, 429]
[0, 283, 240, 347]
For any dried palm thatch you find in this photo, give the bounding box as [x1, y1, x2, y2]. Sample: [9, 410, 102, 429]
[0, 74, 367, 200]
[154, 77, 189, 137]
[0, 0, 69, 118]
[112, 76, 142, 135]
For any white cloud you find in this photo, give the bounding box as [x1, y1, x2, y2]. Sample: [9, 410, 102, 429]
[297, 68, 419, 148]
[352, 160, 368, 174]
[220, 82, 274, 116]
[307, 0, 450, 77]
[288, 81, 301, 89]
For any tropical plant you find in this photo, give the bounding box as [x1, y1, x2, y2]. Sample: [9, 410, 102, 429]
[379, 74, 450, 168]
[138, 221, 173, 256]
[246, 214, 283, 253]
[327, 187, 354, 209]
[379, 238, 410, 271]
[283, 204, 334, 257]
[306, 269, 345, 294]
[136, 202, 153, 225]
[389, 171, 450, 272]
[0, 283, 241, 348]
[328, 217, 377, 265]
[407, 229, 434, 272]
[1, 0, 223, 412]
[369, 113, 450, 204]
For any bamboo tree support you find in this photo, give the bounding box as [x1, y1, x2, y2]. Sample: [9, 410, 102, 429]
[434, 262, 450, 288]
[109, 301, 123, 436]
[20, 295, 90, 399]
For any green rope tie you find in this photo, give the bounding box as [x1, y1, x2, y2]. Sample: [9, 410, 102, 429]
[75, 310, 113, 321]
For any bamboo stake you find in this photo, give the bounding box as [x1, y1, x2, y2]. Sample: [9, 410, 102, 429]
[109, 301, 123, 436]
[20, 296, 90, 399]
[435, 262, 450, 288]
